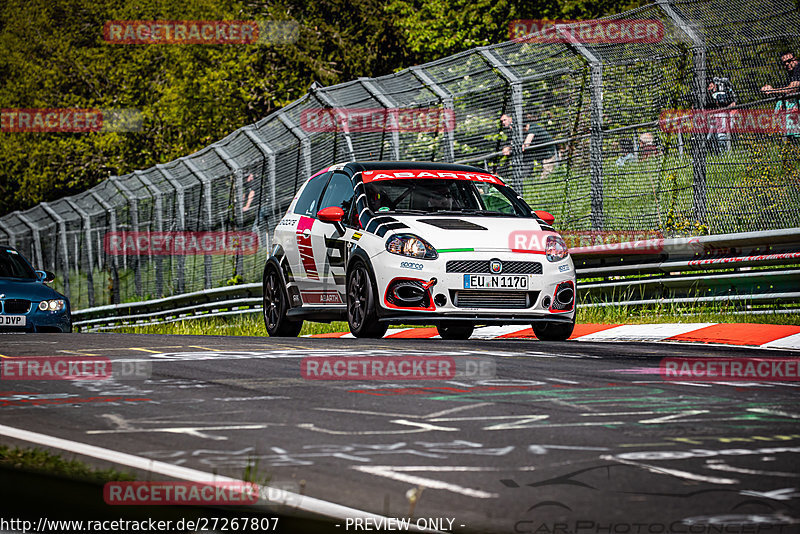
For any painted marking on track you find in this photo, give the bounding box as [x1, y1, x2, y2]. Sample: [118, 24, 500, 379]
[747, 408, 800, 420]
[638, 410, 710, 424]
[527, 444, 610, 454]
[705, 460, 799, 478]
[428, 415, 550, 431]
[58, 350, 100, 356]
[129, 347, 161, 353]
[188, 345, 221, 351]
[297, 420, 458, 435]
[602, 455, 738, 485]
[86, 424, 270, 441]
[354, 465, 499, 499]
[0, 423, 432, 531]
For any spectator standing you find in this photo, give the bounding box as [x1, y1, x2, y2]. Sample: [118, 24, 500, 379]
[705, 76, 737, 154]
[761, 51, 800, 142]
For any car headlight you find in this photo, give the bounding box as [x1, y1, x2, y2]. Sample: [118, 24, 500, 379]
[385, 234, 438, 259]
[545, 235, 569, 262]
[38, 299, 66, 312]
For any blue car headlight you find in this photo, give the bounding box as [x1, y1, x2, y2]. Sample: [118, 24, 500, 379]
[38, 299, 66, 312]
[386, 234, 438, 260]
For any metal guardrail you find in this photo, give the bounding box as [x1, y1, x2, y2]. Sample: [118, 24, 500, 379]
[72, 228, 800, 331]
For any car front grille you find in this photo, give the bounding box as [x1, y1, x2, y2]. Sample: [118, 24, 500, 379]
[446, 260, 542, 275]
[3, 299, 31, 314]
[451, 290, 538, 309]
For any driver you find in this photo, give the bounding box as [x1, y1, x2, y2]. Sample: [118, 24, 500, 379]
[425, 181, 456, 211]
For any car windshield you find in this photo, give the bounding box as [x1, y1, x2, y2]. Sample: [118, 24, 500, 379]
[0, 248, 37, 280]
[364, 178, 533, 217]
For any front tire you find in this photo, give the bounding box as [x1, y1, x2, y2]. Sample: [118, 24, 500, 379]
[263, 265, 303, 337]
[436, 322, 474, 340]
[347, 261, 388, 338]
[532, 317, 575, 341]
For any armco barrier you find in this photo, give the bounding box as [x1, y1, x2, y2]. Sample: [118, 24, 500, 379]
[72, 228, 800, 331]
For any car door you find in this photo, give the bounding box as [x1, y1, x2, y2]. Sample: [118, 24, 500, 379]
[310, 171, 356, 306]
[282, 171, 330, 298]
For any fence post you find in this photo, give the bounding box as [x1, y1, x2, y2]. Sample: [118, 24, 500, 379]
[244, 127, 278, 244]
[63, 198, 95, 307]
[559, 25, 604, 230]
[40, 202, 71, 297]
[135, 170, 164, 297]
[181, 157, 214, 290]
[90, 192, 119, 304]
[15, 214, 43, 272]
[215, 146, 245, 281]
[109, 176, 142, 297]
[657, 0, 708, 224]
[359, 78, 401, 160]
[410, 66, 456, 163]
[479, 48, 525, 193]
[155, 164, 185, 294]
[278, 112, 312, 179]
[311, 83, 356, 161]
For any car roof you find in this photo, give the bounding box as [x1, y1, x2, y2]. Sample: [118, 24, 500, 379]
[343, 161, 490, 175]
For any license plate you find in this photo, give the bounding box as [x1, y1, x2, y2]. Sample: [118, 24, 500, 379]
[463, 274, 529, 290]
[0, 315, 26, 326]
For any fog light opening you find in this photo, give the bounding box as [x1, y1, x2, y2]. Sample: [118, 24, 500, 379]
[434, 293, 447, 307]
[542, 295, 551, 308]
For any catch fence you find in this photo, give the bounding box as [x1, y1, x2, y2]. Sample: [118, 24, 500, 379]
[1, 0, 799, 309]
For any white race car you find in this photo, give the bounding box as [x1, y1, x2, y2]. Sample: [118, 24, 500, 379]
[262, 162, 576, 340]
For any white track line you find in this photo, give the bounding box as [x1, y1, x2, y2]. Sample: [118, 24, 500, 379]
[0, 423, 443, 533]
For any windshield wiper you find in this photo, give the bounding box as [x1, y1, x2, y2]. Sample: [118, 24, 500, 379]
[383, 209, 428, 215]
[433, 209, 514, 217]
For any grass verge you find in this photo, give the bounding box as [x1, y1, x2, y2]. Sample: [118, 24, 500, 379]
[0, 445, 135, 482]
[105, 303, 799, 337]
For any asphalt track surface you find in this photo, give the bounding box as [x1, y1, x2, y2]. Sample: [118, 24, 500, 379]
[0, 333, 799, 534]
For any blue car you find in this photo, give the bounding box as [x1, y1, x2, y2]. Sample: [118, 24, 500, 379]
[0, 246, 72, 333]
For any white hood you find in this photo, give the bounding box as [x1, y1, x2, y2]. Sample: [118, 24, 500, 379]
[392, 215, 558, 253]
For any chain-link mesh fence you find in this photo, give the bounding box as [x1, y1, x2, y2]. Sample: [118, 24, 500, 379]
[1, 0, 799, 309]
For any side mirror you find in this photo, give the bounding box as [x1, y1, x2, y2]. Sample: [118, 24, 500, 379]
[317, 206, 344, 223]
[36, 270, 56, 283]
[535, 210, 556, 226]
[317, 206, 345, 235]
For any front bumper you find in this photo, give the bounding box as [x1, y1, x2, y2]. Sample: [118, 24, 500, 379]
[0, 306, 72, 333]
[372, 250, 576, 323]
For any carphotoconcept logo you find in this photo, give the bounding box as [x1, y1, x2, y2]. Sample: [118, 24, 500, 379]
[1, 109, 142, 133]
[300, 108, 456, 133]
[301, 356, 495, 381]
[102, 20, 299, 45]
[509, 19, 664, 44]
[103, 231, 259, 256]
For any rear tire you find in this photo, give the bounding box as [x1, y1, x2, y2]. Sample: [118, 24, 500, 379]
[347, 261, 388, 338]
[532, 317, 575, 341]
[263, 265, 303, 337]
[436, 322, 474, 340]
